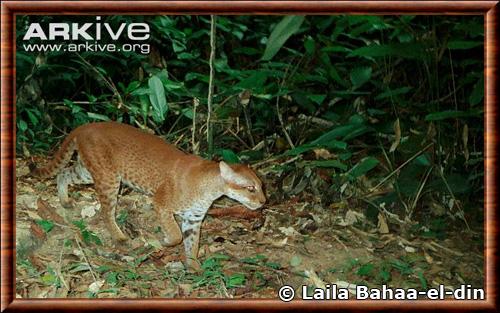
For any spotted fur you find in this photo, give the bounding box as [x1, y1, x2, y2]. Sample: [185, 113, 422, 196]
[32, 122, 266, 270]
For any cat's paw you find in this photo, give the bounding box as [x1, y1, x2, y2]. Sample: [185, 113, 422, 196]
[162, 234, 182, 247]
[60, 198, 76, 209]
[185, 260, 201, 272]
[111, 227, 128, 242]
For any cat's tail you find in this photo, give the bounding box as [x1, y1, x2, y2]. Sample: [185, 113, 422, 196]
[30, 131, 78, 178]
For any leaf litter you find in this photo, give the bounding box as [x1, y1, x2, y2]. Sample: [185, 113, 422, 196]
[15, 157, 484, 298]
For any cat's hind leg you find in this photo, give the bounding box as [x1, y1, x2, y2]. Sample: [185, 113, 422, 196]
[56, 157, 94, 208]
[93, 174, 127, 241]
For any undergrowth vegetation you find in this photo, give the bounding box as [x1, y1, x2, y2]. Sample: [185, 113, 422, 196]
[15, 15, 484, 298]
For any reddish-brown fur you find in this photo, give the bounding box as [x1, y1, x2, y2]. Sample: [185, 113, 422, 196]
[32, 122, 266, 270]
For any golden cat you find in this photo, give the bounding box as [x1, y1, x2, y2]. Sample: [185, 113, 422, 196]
[32, 121, 266, 270]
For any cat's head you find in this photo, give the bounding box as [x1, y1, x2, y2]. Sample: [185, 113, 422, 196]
[219, 161, 266, 210]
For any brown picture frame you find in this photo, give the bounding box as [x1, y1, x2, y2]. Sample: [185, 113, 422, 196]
[1, 1, 498, 311]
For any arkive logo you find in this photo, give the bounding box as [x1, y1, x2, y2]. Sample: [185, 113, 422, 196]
[23, 16, 150, 41]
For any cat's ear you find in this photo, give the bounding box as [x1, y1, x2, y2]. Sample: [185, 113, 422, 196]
[219, 161, 246, 186]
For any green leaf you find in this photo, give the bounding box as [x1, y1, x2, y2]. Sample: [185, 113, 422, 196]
[304, 36, 315, 55]
[35, 219, 54, 233]
[443, 173, 471, 194]
[357, 263, 374, 277]
[241, 254, 267, 265]
[349, 43, 425, 59]
[285, 140, 347, 156]
[117, 210, 128, 226]
[148, 75, 168, 123]
[378, 268, 391, 282]
[72, 219, 86, 231]
[447, 41, 482, 50]
[68, 263, 92, 273]
[284, 144, 316, 156]
[375, 87, 412, 100]
[221, 149, 240, 164]
[226, 273, 246, 288]
[262, 16, 305, 61]
[306, 160, 347, 171]
[350, 66, 372, 89]
[415, 154, 431, 166]
[106, 271, 119, 286]
[82, 229, 103, 245]
[18, 120, 28, 132]
[181, 108, 194, 119]
[290, 255, 302, 267]
[139, 95, 150, 121]
[41, 273, 57, 285]
[162, 79, 184, 91]
[417, 271, 427, 289]
[237, 72, 268, 90]
[264, 262, 282, 270]
[348, 157, 379, 180]
[469, 76, 484, 106]
[126, 81, 141, 93]
[87, 112, 110, 121]
[130, 87, 150, 96]
[425, 110, 481, 121]
[307, 94, 326, 105]
[311, 124, 363, 145]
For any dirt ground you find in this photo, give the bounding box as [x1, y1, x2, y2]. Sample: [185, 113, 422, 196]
[15, 157, 484, 299]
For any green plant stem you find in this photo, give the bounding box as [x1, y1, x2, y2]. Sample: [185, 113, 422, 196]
[206, 15, 217, 156]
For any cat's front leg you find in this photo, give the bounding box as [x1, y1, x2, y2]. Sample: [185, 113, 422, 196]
[180, 211, 205, 272]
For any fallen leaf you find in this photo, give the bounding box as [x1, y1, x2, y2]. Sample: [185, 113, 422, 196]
[17, 194, 38, 210]
[208, 205, 263, 220]
[304, 269, 325, 289]
[404, 246, 416, 253]
[278, 226, 300, 237]
[338, 210, 365, 226]
[389, 118, 401, 152]
[37, 198, 65, 224]
[313, 148, 332, 159]
[88, 280, 105, 294]
[30, 222, 46, 240]
[335, 281, 358, 295]
[290, 255, 302, 267]
[81, 202, 100, 219]
[377, 213, 389, 234]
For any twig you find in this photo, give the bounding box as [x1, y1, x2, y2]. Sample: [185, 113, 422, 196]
[252, 154, 301, 168]
[74, 235, 98, 283]
[206, 15, 217, 156]
[332, 234, 349, 251]
[242, 107, 255, 147]
[75, 53, 123, 108]
[47, 101, 109, 106]
[276, 95, 295, 149]
[56, 240, 70, 291]
[174, 133, 186, 147]
[275, 61, 295, 149]
[437, 167, 470, 230]
[297, 114, 334, 128]
[191, 98, 199, 154]
[408, 166, 433, 220]
[224, 128, 251, 150]
[427, 241, 463, 256]
[166, 111, 185, 137]
[368, 142, 434, 193]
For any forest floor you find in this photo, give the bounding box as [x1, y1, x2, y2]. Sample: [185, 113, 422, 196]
[15, 157, 484, 299]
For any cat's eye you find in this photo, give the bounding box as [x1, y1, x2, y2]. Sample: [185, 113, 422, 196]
[246, 186, 256, 193]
